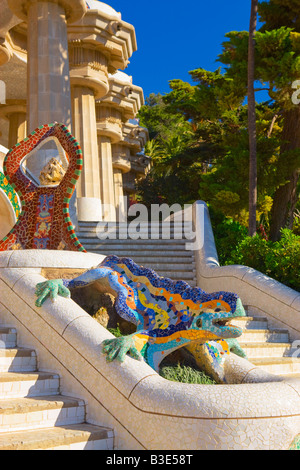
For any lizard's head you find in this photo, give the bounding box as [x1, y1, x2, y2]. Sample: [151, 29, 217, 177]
[191, 297, 245, 340]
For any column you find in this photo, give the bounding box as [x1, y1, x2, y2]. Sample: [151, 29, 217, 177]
[7, 0, 86, 132]
[71, 85, 102, 221]
[0, 101, 27, 149]
[8, 111, 27, 149]
[26, 1, 72, 132]
[6, 0, 86, 229]
[96, 104, 123, 222]
[112, 144, 131, 222]
[113, 168, 125, 222]
[69, 40, 110, 222]
[98, 135, 116, 221]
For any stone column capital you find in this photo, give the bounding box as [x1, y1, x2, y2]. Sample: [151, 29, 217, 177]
[96, 104, 123, 143]
[7, 0, 87, 24]
[0, 100, 27, 120]
[112, 155, 131, 174]
[0, 37, 13, 66]
[69, 41, 109, 99]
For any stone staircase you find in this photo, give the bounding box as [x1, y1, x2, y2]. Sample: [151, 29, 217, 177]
[78, 220, 300, 378]
[0, 323, 114, 450]
[78, 220, 197, 286]
[232, 312, 300, 377]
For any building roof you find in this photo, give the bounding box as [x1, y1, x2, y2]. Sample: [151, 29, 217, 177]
[109, 70, 133, 84]
[85, 1, 121, 19]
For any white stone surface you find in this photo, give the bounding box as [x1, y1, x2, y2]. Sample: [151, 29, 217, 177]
[109, 71, 132, 84]
[0, 249, 300, 449]
[77, 197, 103, 222]
[86, 1, 121, 19]
[193, 201, 300, 342]
[0, 249, 104, 268]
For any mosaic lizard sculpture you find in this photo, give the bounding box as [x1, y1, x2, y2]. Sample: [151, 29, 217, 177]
[35, 255, 246, 372]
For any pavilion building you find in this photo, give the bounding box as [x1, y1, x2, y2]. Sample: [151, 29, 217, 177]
[0, 0, 149, 231]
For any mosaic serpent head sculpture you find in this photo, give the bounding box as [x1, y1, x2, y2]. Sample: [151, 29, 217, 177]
[0, 123, 86, 252]
[35, 255, 246, 373]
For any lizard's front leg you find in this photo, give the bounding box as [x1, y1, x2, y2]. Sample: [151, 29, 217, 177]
[102, 331, 149, 363]
[35, 279, 71, 306]
[34, 267, 113, 307]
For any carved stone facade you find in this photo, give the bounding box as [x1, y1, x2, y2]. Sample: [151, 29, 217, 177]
[0, 0, 149, 224]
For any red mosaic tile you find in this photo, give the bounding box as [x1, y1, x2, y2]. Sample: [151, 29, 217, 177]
[0, 122, 86, 252]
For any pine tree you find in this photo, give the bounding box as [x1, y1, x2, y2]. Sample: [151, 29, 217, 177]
[259, 0, 300, 240]
[248, 0, 259, 236]
[219, 0, 300, 240]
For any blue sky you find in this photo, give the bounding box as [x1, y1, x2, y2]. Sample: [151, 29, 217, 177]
[107, 0, 263, 100]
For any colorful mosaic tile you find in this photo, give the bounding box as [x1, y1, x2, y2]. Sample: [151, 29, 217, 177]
[289, 434, 300, 450]
[0, 171, 20, 218]
[35, 255, 246, 373]
[0, 123, 86, 252]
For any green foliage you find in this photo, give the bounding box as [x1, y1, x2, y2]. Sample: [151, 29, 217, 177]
[225, 228, 300, 291]
[136, 0, 300, 237]
[136, 172, 198, 207]
[138, 93, 191, 141]
[225, 234, 270, 271]
[219, 25, 300, 108]
[106, 326, 217, 384]
[259, 0, 300, 31]
[107, 324, 122, 338]
[211, 209, 300, 291]
[137, 91, 201, 207]
[159, 363, 216, 385]
[210, 211, 248, 265]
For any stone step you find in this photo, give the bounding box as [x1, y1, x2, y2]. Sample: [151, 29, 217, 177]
[78, 221, 193, 228]
[0, 372, 60, 398]
[87, 249, 194, 258]
[0, 328, 17, 349]
[78, 221, 193, 233]
[0, 320, 114, 450]
[78, 233, 195, 242]
[0, 423, 114, 450]
[146, 271, 196, 280]
[250, 357, 300, 375]
[79, 239, 191, 247]
[108, 262, 196, 272]
[0, 348, 37, 372]
[239, 328, 290, 343]
[110, 255, 196, 264]
[279, 373, 300, 380]
[78, 225, 194, 232]
[231, 316, 269, 330]
[239, 342, 294, 358]
[84, 247, 194, 256]
[0, 395, 86, 433]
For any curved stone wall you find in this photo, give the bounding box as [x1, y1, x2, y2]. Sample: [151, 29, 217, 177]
[193, 201, 300, 342]
[0, 249, 300, 450]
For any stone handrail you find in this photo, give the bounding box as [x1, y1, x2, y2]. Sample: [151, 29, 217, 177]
[1, 249, 300, 449]
[192, 200, 300, 341]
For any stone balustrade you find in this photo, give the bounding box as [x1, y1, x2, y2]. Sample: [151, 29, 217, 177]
[1, 249, 300, 450]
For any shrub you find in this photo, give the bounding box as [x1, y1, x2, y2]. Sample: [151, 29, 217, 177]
[211, 211, 248, 265]
[159, 363, 216, 385]
[226, 229, 300, 291]
[211, 208, 300, 291]
[266, 229, 300, 291]
[225, 234, 269, 273]
[107, 324, 123, 337]
[106, 327, 216, 384]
